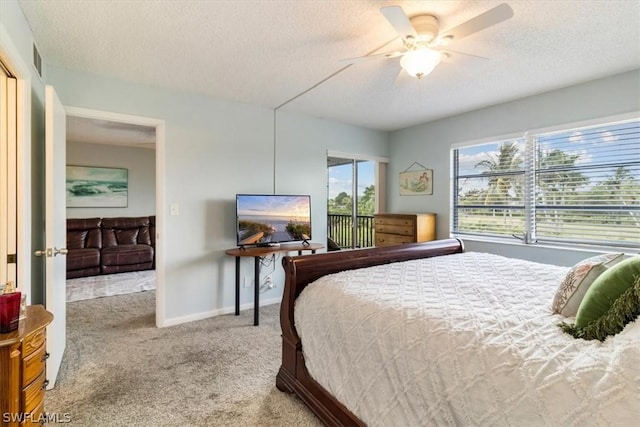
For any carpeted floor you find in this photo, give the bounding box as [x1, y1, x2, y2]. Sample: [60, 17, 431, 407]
[45, 290, 321, 426]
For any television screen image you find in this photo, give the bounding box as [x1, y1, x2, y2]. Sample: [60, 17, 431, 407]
[236, 194, 311, 246]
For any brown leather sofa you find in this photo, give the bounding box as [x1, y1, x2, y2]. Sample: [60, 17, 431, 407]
[66, 216, 155, 279]
[67, 218, 102, 279]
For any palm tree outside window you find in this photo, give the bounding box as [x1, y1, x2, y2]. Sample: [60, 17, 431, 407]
[452, 116, 640, 249]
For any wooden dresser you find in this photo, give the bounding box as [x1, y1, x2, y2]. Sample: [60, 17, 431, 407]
[374, 213, 436, 247]
[0, 305, 53, 426]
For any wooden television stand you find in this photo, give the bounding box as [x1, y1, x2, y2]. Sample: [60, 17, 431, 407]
[225, 243, 323, 325]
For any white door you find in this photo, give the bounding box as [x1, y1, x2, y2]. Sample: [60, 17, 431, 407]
[42, 85, 67, 388]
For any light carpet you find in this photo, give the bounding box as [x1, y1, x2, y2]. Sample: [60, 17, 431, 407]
[45, 290, 321, 426]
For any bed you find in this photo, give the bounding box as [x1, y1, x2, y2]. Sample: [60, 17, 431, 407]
[275, 239, 640, 426]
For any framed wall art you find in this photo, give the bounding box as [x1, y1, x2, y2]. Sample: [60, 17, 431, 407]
[66, 165, 128, 208]
[399, 163, 432, 196]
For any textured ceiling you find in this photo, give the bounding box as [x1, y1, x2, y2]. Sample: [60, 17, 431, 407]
[20, 0, 640, 136]
[66, 116, 156, 149]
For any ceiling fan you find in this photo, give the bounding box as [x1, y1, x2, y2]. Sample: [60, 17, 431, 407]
[344, 3, 514, 79]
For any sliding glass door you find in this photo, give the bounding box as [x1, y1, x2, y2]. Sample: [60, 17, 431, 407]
[327, 157, 377, 250]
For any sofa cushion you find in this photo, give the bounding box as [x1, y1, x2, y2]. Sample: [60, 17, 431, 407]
[67, 217, 101, 231]
[66, 218, 102, 249]
[102, 217, 151, 247]
[67, 230, 88, 250]
[116, 229, 139, 245]
[101, 244, 154, 266]
[66, 248, 101, 271]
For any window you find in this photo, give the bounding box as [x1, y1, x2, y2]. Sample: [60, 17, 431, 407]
[452, 117, 640, 249]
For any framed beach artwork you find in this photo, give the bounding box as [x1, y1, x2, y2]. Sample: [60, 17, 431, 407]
[66, 166, 128, 208]
[399, 169, 433, 196]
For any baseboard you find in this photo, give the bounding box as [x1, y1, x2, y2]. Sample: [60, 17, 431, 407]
[160, 296, 281, 327]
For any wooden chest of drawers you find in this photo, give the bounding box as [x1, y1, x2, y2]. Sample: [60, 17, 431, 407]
[0, 305, 53, 426]
[374, 213, 436, 247]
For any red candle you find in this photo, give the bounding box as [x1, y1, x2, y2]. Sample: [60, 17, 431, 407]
[0, 291, 21, 333]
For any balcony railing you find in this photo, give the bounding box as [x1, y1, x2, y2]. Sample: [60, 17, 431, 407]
[327, 214, 375, 249]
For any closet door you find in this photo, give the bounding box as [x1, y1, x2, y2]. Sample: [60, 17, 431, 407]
[0, 65, 17, 289]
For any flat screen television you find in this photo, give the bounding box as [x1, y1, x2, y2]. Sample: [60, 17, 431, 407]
[236, 194, 311, 247]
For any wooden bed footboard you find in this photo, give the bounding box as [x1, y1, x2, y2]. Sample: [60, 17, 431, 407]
[276, 238, 464, 425]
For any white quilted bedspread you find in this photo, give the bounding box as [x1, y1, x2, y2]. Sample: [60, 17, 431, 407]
[294, 252, 640, 427]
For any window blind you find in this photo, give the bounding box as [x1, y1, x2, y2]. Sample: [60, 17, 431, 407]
[452, 117, 640, 249]
[533, 120, 640, 247]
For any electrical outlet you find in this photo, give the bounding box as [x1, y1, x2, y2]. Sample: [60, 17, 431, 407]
[264, 276, 274, 289]
[243, 276, 252, 288]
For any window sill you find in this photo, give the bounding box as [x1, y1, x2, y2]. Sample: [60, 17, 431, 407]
[451, 234, 639, 257]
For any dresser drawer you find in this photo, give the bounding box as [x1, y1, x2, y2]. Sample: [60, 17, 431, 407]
[22, 371, 46, 413]
[375, 223, 414, 236]
[22, 342, 46, 387]
[374, 213, 436, 247]
[23, 401, 44, 426]
[23, 329, 46, 358]
[374, 216, 414, 227]
[375, 233, 414, 246]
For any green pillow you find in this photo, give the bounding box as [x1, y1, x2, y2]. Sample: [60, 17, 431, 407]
[560, 276, 640, 341]
[575, 256, 640, 328]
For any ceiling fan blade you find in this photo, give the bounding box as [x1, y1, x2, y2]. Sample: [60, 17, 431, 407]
[341, 50, 405, 64]
[440, 3, 513, 42]
[380, 6, 417, 40]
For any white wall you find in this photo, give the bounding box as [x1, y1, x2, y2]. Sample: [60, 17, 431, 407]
[45, 65, 389, 324]
[388, 69, 640, 266]
[66, 141, 156, 218]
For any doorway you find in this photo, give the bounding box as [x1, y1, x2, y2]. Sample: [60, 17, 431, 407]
[327, 153, 387, 250]
[64, 107, 166, 326]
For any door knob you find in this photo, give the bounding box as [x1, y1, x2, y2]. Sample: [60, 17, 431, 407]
[53, 247, 68, 256]
[34, 248, 68, 257]
[34, 249, 51, 257]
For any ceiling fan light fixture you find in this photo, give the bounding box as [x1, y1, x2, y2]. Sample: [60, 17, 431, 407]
[400, 48, 442, 79]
